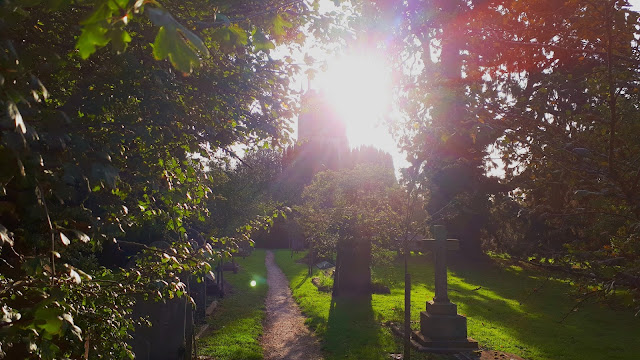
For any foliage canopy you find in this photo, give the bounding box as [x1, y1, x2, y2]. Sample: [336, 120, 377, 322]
[0, 0, 333, 357]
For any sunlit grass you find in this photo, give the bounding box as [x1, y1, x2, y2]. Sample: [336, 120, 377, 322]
[275, 250, 640, 360]
[274, 250, 437, 360]
[197, 250, 268, 360]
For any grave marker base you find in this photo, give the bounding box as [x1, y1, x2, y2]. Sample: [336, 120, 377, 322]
[412, 330, 479, 354]
[413, 301, 478, 353]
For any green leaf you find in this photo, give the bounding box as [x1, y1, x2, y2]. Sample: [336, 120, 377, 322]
[147, 7, 209, 57]
[108, 28, 132, 54]
[216, 14, 231, 26]
[81, 3, 113, 25]
[152, 26, 201, 73]
[228, 25, 248, 45]
[253, 29, 275, 52]
[146, 7, 177, 28]
[76, 23, 110, 59]
[111, 0, 129, 9]
[34, 307, 63, 336]
[179, 26, 209, 56]
[212, 24, 249, 52]
[74, 3, 116, 58]
[271, 13, 292, 37]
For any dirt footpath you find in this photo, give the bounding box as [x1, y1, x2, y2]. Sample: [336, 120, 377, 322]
[261, 251, 324, 360]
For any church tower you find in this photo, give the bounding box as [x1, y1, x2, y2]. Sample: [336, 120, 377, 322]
[296, 89, 349, 172]
[298, 89, 348, 148]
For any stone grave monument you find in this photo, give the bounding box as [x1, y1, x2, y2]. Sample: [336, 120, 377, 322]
[413, 225, 478, 352]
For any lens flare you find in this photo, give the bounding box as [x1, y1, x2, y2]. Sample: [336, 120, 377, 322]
[315, 52, 392, 148]
[250, 280, 257, 287]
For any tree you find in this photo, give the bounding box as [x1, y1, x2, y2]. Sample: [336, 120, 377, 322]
[0, 0, 331, 357]
[298, 164, 400, 297]
[209, 149, 284, 235]
[348, 0, 640, 305]
[470, 0, 640, 304]
[344, 0, 509, 258]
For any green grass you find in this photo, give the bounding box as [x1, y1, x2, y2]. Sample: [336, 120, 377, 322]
[274, 250, 437, 360]
[275, 250, 640, 360]
[197, 249, 268, 360]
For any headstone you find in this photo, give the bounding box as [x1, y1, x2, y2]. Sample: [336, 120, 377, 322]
[131, 295, 194, 360]
[191, 275, 207, 322]
[412, 225, 478, 353]
[129, 241, 194, 360]
[221, 261, 239, 273]
[315, 260, 335, 270]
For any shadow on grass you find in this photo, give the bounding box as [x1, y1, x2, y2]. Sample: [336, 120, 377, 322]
[445, 258, 640, 360]
[280, 250, 639, 360]
[293, 273, 310, 290]
[324, 294, 382, 360]
[373, 254, 640, 360]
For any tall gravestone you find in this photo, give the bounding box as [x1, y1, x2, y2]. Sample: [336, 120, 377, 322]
[131, 295, 194, 360]
[333, 232, 372, 297]
[413, 225, 478, 352]
[129, 241, 194, 360]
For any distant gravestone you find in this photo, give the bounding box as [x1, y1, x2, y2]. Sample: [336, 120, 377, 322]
[192, 275, 207, 322]
[130, 241, 194, 360]
[412, 225, 478, 353]
[315, 260, 335, 270]
[131, 295, 194, 360]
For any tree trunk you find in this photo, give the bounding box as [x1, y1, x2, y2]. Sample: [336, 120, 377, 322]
[426, 0, 487, 259]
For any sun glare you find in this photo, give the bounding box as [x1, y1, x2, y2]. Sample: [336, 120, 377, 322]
[315, 53, 393, 148]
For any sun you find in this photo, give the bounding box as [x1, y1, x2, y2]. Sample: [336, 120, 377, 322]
[314, 52, 393, 149]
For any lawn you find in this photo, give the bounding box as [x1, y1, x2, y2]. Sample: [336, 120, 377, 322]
[274, 250, 438, 360]
[197, 249, 269, 360]
[274, 250, 640, 360]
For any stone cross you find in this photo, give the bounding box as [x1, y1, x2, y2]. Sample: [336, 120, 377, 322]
[415, 225, 459, 304]
[410, 225, 477, 352]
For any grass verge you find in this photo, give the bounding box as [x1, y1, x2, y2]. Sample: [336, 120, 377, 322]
[275, 250, 640, 360]
[197, 249, 268, 360]
[274, 250, 437, 360]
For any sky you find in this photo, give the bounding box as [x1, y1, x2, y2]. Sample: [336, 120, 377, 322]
[285, 1, 640, 174]
[310, 51, 402, 168]
[281, 0, 407, 172]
